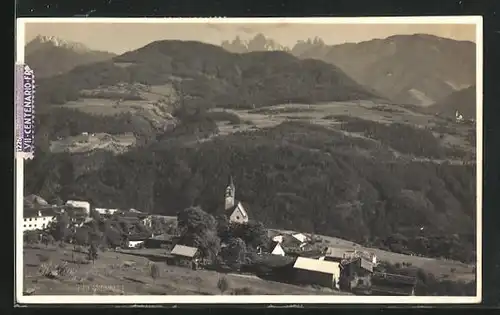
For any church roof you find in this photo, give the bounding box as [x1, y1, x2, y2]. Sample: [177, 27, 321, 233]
[229, 202, 248, 218]
[228, 175, 235, 188]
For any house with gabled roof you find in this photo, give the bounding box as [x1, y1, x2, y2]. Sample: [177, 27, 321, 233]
[271, 243, 286, 256]
[339, 257, 374, 293]
[292, 256, 341, 289]
[170, 244, 199, 258]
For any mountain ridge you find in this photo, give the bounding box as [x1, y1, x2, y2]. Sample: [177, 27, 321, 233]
[221, 33, 476, 106]
[34, 39, 382, 110]
[25, 35, 117, 79]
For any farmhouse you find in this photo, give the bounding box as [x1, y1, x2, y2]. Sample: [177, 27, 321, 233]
[23, 208, 57, 232]
[321, 247, 350, 263]
[224, 175, 249, 224]
[168, 244, 200, 267]
[339, 257, 374, 293]
[65, 200, 91, 216]
[281, 234, 307, 251]
[292, 257, 341, 289]
[145, 234, 177, 249]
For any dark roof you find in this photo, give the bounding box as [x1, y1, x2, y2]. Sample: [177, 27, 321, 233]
[325, 247, 350, 259]
[149, 234, 175, 241]
[372, 272, 416, 286]
[24, 207, 60, 218]
[128, 236, 147, 241]
[24, 194, 49, 207]
[120, 211, 148, 218]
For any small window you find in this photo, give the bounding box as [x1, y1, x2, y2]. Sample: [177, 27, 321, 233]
[236, 216, 240, 220]
[29, 225, 32, 227]
[23, 225, 26, 228]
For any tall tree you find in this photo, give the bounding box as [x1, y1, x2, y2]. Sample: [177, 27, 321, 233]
[177, 206, 221, 260]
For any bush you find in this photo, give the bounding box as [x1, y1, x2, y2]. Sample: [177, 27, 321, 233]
[38, 262, 74, 278]
[37, 254, 50, 263]
[217, 276, 230, 294]
[149, 263, 160, 281]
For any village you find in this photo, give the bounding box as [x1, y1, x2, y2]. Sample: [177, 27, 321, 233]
[23, 176, 421, 296]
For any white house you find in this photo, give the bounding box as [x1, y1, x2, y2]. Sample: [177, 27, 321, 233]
[23, 209, 56, 232]
[94, 208, 119, 216]
[272, 235, 284, 243]
[65, 200, 91, 216]
[292, 233, 309, 243]
[127, 240, 145, 249]
[271, 243, 285, 256]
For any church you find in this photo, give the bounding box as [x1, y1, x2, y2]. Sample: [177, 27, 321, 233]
[224, 175, 249, 224]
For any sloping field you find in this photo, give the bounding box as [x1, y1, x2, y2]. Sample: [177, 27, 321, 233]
[50, 132, 136, 154]
[23, 245, 347, 296]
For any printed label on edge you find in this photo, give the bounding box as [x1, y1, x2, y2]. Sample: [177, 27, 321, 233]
[15, 64, 35, 160]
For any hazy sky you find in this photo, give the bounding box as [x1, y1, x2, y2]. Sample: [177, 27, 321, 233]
[24, 21, 477, 54]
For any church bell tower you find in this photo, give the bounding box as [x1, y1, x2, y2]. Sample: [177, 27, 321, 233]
[224, 175, 236, 211]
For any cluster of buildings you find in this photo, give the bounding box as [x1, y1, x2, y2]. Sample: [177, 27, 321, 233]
[23, 177, 417, 295]
[166, 177, 417, 296]
[22, 196, 91, 232]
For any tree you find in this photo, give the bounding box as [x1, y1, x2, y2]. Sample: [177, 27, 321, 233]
[224, 237, 247, 269]
[177, 206, 221, 261]
[50, 196, 64, 206]
[88, 243, 98, 263]
[50, 212, 70, 242]
[41, 233, 55, 247]
[150, 263, 160, 282]
[230, 220, 269, 249]
[74, 227, 90, 245]
[216, 214, 230, 240]
[24, 231, 40, 244]
[217, 276, 230, 294]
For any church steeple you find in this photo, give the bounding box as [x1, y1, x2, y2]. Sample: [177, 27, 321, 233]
[224, 175, 236, 211]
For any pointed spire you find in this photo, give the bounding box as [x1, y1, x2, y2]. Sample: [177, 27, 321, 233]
[228, 174, 234, 188]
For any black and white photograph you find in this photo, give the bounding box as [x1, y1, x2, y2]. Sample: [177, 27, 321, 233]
[15, 17, 482, 304]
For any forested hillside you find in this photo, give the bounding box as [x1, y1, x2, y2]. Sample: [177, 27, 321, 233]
[25, 115, 476, 264]
[34, 40, 381, 111]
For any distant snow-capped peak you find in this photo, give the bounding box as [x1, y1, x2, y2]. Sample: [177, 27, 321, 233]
[29, 35, 91, 53]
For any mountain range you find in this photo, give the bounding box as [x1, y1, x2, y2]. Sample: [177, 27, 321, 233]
[25, 36, 477, 264]
[25, 35, 116, 78]
[34, 39, 381, 110]
[222, 33, 477, 107]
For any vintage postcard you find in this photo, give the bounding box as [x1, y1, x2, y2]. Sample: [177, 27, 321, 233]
[15, 17, 482, 305]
